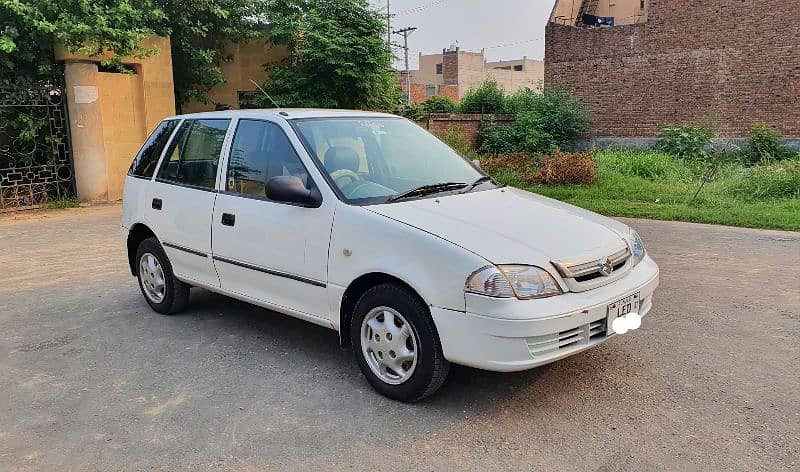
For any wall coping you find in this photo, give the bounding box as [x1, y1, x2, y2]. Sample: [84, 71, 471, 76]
[428, 113, 515, 122]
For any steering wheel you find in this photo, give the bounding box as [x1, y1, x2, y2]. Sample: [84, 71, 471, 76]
[330, 169, 363, 191]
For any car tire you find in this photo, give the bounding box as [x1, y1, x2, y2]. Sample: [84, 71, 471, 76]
[135, 237, 190, 315]
[350, 283, 449, 402]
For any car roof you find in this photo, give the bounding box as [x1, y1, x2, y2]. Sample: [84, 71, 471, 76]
[167, 108, 400, 121]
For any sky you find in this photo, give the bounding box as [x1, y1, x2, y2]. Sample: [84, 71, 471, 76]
[368, 0, 558, 70]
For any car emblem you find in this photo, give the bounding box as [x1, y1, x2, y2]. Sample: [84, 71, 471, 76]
[599, 257, 614, 276]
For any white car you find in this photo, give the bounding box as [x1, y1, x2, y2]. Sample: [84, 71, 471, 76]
[122, 109, 659, 402]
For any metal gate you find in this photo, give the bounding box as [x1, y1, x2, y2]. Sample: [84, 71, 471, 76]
[0, 80, 75, 210]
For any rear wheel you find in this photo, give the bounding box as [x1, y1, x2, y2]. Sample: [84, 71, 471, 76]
[135, 237, 189, 315]
[350, 283, 449, 402]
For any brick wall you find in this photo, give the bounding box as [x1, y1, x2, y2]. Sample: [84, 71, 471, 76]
[545, 0, 800, 138]
[442, 50, 459, 86]
[437, 84, 459, 102]
[426, 114, 515, 149]
[398, 78, 429, 104]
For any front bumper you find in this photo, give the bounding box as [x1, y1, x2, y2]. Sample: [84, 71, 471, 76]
[430, 256, 660, 372]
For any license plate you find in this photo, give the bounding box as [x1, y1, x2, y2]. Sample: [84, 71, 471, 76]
[607, 292, 640, 334]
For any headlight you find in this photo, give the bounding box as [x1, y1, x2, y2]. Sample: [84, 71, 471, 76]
[630, 229, 646, 266]
[466, 265, 563, 299]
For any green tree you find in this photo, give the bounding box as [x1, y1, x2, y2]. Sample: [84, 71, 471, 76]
[0, 0, 163, 86]
[257, 0, 400, 110]
[151, 0, 267, 109]
[422, 95, 457, 114]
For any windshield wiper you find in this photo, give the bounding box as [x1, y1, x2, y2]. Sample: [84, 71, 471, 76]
[461, 175, 493, 193]
[387, 182, 468, 202]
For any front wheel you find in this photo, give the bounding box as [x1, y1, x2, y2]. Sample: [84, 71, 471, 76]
[350, 284, 449, 402]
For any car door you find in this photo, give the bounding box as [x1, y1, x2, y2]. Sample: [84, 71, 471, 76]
[212, 118, 335, 322]
[148, 118, 232, 288]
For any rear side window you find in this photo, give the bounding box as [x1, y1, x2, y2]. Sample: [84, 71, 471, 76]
[226, 119, 311, 198]
[128, 120, 178, 178]
[156, 119, 230, 189]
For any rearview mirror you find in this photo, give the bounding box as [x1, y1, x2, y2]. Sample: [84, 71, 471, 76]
[472, 159, 482, 170]
[266, 176, 322, 207]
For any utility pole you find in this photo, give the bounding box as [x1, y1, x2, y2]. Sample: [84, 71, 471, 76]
[386, 0, 391, 48]
[392, 26, 417, 105]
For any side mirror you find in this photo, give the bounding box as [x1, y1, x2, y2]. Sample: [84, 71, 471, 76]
[472, 159, 482, 170]
[266, 176, 322, 207]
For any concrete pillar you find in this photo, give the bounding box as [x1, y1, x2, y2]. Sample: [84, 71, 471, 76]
[64, 61, 108, 202]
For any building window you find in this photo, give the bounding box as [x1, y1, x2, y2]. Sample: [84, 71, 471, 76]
[435, 63, 443, 74]
[426, 85, 437, 97]
[513, 64, 523, 71]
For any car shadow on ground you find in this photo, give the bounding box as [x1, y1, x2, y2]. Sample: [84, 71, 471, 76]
[175, 287, 557, 409]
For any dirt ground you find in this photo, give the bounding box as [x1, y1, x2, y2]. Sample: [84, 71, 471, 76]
[0, 204, 798, 471]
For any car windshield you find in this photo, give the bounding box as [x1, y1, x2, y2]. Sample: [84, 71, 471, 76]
[292, 117, 489, 204]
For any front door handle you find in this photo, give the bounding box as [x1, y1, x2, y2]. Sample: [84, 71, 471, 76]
[152, 198, 162, 210]
[221, 213, 236, 227]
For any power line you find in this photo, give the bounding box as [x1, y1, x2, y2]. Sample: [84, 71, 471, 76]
[395, 0, 448, 16]
[483, 37, 544, 49]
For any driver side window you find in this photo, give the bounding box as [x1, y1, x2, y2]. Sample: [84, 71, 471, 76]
[226, 119, 311, 199]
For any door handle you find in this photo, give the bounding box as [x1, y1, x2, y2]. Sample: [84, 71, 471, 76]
[221, 213, 236, 227]
[152, 198, 162, 210]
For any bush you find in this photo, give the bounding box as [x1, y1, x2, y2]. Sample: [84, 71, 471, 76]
[422, 95, 457, 114]
[442, 129, 473, 156]
[479, 119, 526, 155]
[478, 88, 589, 155]
[656, 124, 714, 161]
[727, 159, 800, 200]
[459, 79, 508, 114]
[744, 123, 796, 165]
[509, 88, 590, 145]
[598, 150, 693, 181]
[397, 102, 426, 122]
[534, 151, 596, 185]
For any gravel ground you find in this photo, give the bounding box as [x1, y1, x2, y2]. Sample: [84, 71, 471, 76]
[0, 204, 798, 471]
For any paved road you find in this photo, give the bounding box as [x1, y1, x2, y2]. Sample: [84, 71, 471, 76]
[1, 204, 798, 471]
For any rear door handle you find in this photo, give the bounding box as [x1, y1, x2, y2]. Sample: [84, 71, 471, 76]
[221, 213, 236, 227]
[152, 198, 162, 210]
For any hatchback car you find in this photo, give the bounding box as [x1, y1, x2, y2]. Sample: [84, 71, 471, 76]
[122, 109, 659, 401]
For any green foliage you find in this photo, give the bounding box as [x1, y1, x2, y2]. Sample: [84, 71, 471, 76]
[0, 0, 165, 86]
[480, 149, 800, 231]
[727, 159, 800, 200]
[40, 196, 81, 209]
[507, 88, 590, 145]
[478, 88, 589, 155]
[442, 129, 473, 156]
[396, 102, 426, 122]
[156, 0, 266, 108]
[422, 95, 457, 114]
[656, 123, 714, 161]
[459, 79, 508, 114]
[257, 0, 400, 110]
[743, 122, 796, 165]
[598, 150, 694, 181]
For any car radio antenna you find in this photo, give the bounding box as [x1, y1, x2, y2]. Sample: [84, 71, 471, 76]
[249, 79, 281, 109]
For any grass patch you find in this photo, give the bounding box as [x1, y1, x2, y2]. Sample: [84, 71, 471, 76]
[485, 150, 800, 231]
[40, 197, 81, 209]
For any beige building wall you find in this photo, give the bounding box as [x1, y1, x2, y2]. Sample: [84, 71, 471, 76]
[412, 53, 445, 86]
[56, 36, 176, 201]
[407, 48, 544, 102]
[182, 39, 288, 113]
[551, 0, 646, 26]
[454, 51, 489, 96]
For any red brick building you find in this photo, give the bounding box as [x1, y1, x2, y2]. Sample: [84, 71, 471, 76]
[546, 0, 800, 144]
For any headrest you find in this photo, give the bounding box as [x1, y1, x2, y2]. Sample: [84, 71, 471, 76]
[324, 146, 360, 173]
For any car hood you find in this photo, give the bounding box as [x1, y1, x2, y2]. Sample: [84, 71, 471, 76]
[367, 187, 630, 267]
